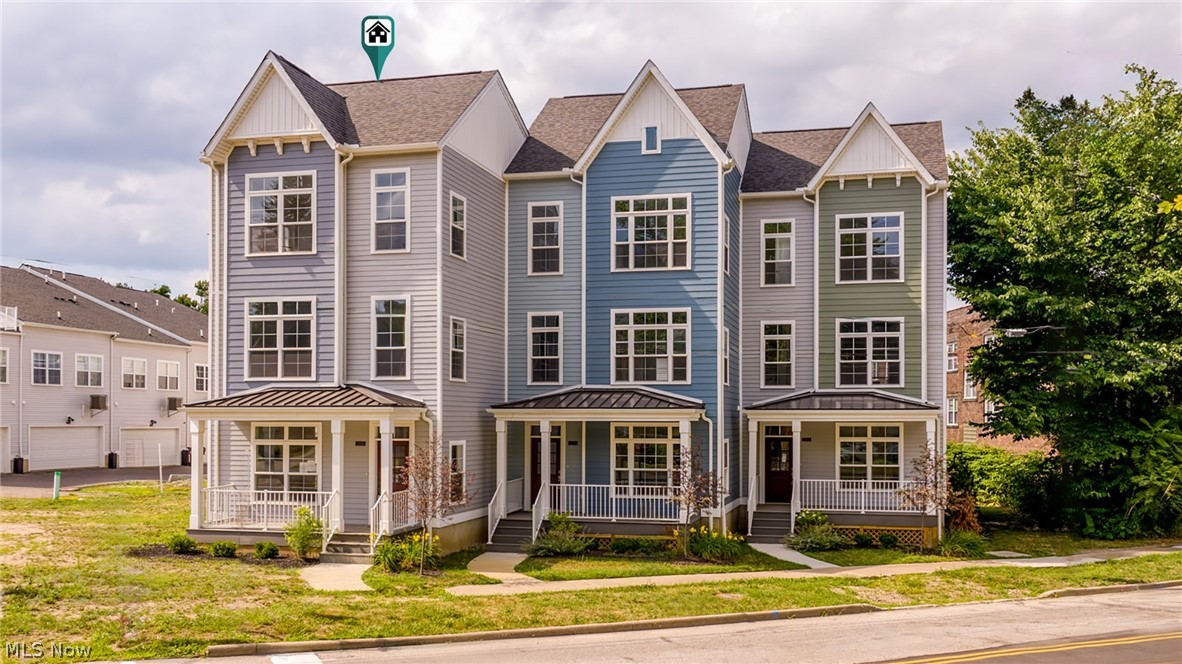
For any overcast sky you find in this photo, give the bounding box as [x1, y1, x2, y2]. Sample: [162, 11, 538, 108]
[2, 1, 1179, 300]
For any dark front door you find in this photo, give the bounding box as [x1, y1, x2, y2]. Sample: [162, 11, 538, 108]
[391, 425, 410, 492]
[529, 424, 562, 502]
[764, 425, 793, 503]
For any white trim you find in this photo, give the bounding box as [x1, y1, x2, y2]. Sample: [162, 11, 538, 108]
[438, 71, 530, 151]
[610, 308, 692, 385]
[963, 374, 978, 400]
[243, 171, 318, 257]
[759, 320, 796, 389]
[946, 398, 958, 427]
[760, 218, 796, 287]
[609, 193, 693, 272]
[834, 422, 904, 483]
[156, 360, 181, 392]
[722, 326, 731, 387]
[526, 200, 564, 276]
[946, 354, 958, 372]
[835, 318, 906, 389]
[803, 102, 936, 192]
[641, 123, 661, 155]
[249, 422, 323, 493]
[448, 439, 467, 504]
[243, 297, 317, 381]
[121, 356, 148, 390]
[449, 316, 467, 383]
[723, 214, 732, 276]
[74, 353, 104, 388]
[834, 211, 905, 284]
[0, 346, 8, 384]
[370, 295, 412, 381]
[194, 363, 210, 392]
[526, 311, 563, 386]
[370, 167, 411, 254]
[609, 422, 682, 491]
[30, 349, 63, 386]
[449, 191, 468, 261]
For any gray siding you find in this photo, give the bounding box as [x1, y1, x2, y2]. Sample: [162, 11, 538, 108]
[926, 193, 948, 406]
[342, 421, 373, 524]
[799, 420, 928, 481]
[225, 141, 336, 392]
[722, 167, 742, 501]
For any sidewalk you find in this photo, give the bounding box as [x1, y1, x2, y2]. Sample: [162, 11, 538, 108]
[447, 546, 1179, 597]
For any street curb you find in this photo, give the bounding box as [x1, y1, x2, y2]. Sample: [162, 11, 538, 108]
[1036, 579, 1182, 599]
[205, 603, 882, 657]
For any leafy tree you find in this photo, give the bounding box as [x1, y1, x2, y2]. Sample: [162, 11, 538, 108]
[172, 280, 209, 314]
[150, 284, 172, 298]
[948, 65, 1182, 537]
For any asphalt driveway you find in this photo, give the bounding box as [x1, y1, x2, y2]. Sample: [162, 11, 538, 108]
[0, 465, 190, 498]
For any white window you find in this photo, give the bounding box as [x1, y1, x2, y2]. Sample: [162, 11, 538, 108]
[32, 351, 62, 385]
[762, 322, 794, 388]
[122, 357, 147, 389]
[984, 333, 997, 345]
[246, 299, 314, 379]
[528, 313, 561, 385]
[642, 125, 660, 154]
[373, 298, 409, 379]
[762, 219, 794, 286]
[721, 439, 730, 490]
[450, 193, 466, 259]
[0, 348, 7, 384]
[372, 169, 409, 252]
[947, 398, 958, 426]
[985, 399, 998, 415]
[837, 213, 903, 282]
[449, 317, 466, 382]
[838, 319, 903, 387]
[528, 202, 562, 275]
[157, 360, 180, 391]
[247, 173, 315, 255]
[838, 425, 901, 482]
[449, 440, 466, 503]
[612, 194, 691, 271]
[723, 215, 731, 276]
[946, 354, 958, 372]
[612, 424, 681, 491]
[75, 354, 103, 387]
[947, 342, 957, 353]
[194, 364, 209, 392]
[612, 309, 690, 384]
[964, 374, 978, 400]
[722, 327, 731, 386]
[253, 424, 320, 492]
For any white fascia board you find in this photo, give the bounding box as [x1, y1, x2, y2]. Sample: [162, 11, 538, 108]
[804, 102, 935, 192]
[184, 406, 427, 421]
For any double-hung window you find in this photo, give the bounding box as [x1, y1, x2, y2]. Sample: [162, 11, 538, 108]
[157, 360, 180, 391]
[247, 299, 314, 379]
[613, 424, 681, 492]
[947, 398, 959, 426]
[528, 313, 561, 385]
[964, 375, 978, 400]
[528, 202, 562, 274]
[32, 351, 62, 385]
[373, 298, 409, 379]
[612, 310, 689, 384]
[838, 319, 903, 387]
[612, 195, 690, 270]
[946, 342, 958, 372]
[0, 348, 8, 384]
[450, 193, 466, 258]
[247, 173, 314, 254]
[75, 354, 103, 387]
[723, 216, 731, 275]
[372, 169, 409, 252]
[449, 441, 466, 503]
[253, 425, 319, 492]
[722, 327, 731, 386]
[762, 220, 794, 285]
[837, 213, 902, 282]
[122, 358, 146, 389]
[762, 322, 794, 388]
[194, 364, 209, 392]
[838, 425, 901, 483]
[449, 318, 466, 381]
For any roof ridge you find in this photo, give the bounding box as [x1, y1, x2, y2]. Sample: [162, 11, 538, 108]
[327, 70, 491, 87]
[756, 120, 940, 136]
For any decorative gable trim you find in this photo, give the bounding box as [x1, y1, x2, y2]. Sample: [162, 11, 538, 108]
[570, 60, 729, 173]
[804, 102, 936, 192]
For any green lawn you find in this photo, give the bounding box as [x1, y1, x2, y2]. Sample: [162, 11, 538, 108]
[3, 483, 1182, 663]
[985, 529, 1181, 557]
[516, 548, 805, 581]
[363, 547, 499, 596]
[806, 548, 960, 567]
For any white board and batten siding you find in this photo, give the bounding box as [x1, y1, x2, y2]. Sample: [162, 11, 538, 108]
[828, 121, 912, 177]
[228, 69, 317, 140]
[605, 78, 699, 144]
[443, 75, 527, 180]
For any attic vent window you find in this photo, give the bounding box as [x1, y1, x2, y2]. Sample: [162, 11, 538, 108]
[642, 125, 660, 154]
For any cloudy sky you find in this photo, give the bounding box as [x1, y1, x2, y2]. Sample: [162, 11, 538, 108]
[2, 1, 1179, 299]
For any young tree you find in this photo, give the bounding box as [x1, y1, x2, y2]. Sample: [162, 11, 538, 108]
[948, 65, 1182, 537]
[897, 448, 949, 550]
[401, 437, 469, 574]
[668, 443, 719, 558]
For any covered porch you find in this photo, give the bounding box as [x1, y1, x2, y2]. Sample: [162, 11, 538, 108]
[183, 385, 428, 548]
[486, 386, 708, 545]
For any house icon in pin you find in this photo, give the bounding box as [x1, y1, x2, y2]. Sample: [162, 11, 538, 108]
[366, 22, 390, 45]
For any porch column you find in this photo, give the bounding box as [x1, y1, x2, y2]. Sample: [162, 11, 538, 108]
[926, 417, 942, 540]
[188, 419, 206, 529]
[379, 418, 393, 531]
[331, 419, 344, 528]
[679, 418, 691, 524]
[747, 418, 759, 504]
[495, 419, 507, 515]
[790, 419, 802, 532]
[539, 419, 551, 512]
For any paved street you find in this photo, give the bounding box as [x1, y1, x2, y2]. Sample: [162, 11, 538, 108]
[882, 629, 1182, 663]
[0, 466, 188, 498]
[132, 586, 1181, 664]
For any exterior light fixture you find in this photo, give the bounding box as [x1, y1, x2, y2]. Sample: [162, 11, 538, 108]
[149, 419, 158, 427]
[66, 416, 75, 424]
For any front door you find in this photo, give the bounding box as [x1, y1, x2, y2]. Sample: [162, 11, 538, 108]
[529, 424, 562, 502]
[764, 425, 793, 503]
[373, 425, 412, 497]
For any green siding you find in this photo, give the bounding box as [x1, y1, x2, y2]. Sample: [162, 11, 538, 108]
[817, 176, 923, 397]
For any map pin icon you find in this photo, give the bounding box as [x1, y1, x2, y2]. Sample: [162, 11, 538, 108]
[361, 16, 395, 80]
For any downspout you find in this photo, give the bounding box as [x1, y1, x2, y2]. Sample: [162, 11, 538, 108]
[717, 159, 735, 535]
[16, 330, 23, 461]
[925, 181, 946, 540]
[700, 412, 715, 529]
[334, 148, 357, 386]
[109, 333, 117, 464]
[565, 168, 586, 384]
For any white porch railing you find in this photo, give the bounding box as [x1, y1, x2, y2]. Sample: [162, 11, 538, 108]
[369, 489, 413, 552]
[505, 478, 525, 512]
[203, 486, 336, 531]
[531, 481, 549, 540]
[548, 483, 680, 523]
[370, 490, 390, 553]
[798, 479, 922, 513]
[488, 482, 505, 544]
[322, 490, 341, 553]
[747, 475, 759, 533]
[389, 489, 410, 530]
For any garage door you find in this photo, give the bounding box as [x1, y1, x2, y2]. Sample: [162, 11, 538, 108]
[29, 426, 104, 471]
[0, 426, 8, 470]
[121, 428, 180, 467]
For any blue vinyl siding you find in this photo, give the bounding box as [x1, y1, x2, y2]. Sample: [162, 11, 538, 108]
[585, 422, 611, 484]
[722, 167, 743, 498]
[224, 141, 335, 392]
[507, 178, 583, 399]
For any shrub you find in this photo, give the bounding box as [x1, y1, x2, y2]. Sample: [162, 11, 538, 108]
[254, 541, 279, 559]
[852, 533, 874, 548]
[947, 490, 982, 533]
[785, 524, 847, 552]
[374, 532, 442, 572]
[165, 534, 200, 555]
[795, 510, 828, 528]
[938, 530, 990, 558]
[877, 532, 899, 549]
[609, 537, 669, 555]
[677, 526, 746, 562]
[284, 506, 323, 560]
[526, 515, 592, 557]
[210, 540, 237, 558]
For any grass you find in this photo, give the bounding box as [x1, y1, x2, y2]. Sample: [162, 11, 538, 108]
[985, 529, 1181, 557]
[516, 548, 806, 581]
[3, 483, 1182, 662]
[806, 548, 959, 567]
[363, 547, 498, 596]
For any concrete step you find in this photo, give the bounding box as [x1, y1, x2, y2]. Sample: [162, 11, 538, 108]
[319, 552, 374, 565]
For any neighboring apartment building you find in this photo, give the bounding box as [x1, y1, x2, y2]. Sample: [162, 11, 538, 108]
[0, 266, 209, 472]
[945, 305, 1048, 454]
[189, 52, 948, 553]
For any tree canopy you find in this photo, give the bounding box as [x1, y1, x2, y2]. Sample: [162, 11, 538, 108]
[948, 65, 1182, 537]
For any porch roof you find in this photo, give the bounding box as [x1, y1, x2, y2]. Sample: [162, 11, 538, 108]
[490, 385, 703, 411]
[745, 389, 938, 412]
[185, 384, 425, 410]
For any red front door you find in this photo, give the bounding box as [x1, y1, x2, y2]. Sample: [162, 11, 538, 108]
[529, 424, 562, 502]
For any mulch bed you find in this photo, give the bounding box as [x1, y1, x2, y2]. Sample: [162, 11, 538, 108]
[126, 544, 313, 568]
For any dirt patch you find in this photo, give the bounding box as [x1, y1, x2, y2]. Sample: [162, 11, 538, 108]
[0, 523, 47, 537]
[841, 585, 913, 605]
[715, 592, 744, 600]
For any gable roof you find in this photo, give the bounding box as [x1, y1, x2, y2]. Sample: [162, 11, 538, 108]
[0, 266, 188, 346]
[25, 267, 208, 343]
[742, 120, 946, 193]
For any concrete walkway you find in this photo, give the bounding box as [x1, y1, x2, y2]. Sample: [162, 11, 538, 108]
[449, 546, 1177, 597]
[466, 552, 543, 585]
[300, 563, 372, 591]
[749, 543, 836, 569]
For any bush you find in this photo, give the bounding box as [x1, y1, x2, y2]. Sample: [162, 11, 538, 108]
[254, 541, 279, 559]
[852, 533, 874, 548]
[795, 510, 828, 528]
[284, 506, 323, 560]
[526, 515, 593, 557]
[374, 531, 442, 572]
[947, 490, 982, 533]
[877, 532, 899, 549]
[165, 534, 200, 555]
[938, 530, 990, 558]
[210, 540, 237, 558]
[681, 526, 745, 562]
[609, 537, 669, 556]
[785, 524, 847, 552]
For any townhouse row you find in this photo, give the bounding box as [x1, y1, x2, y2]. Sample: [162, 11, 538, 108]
[186, 53, 949, 552]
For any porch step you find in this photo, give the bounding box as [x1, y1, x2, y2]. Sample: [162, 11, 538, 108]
[319, 551, 374, 565]
[488, 511, 535, 553]
[325, 542, 371, 555]
[758, 503, 793, 513]
[329, 532, 372, 544]
[747, 535, 786, 545]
